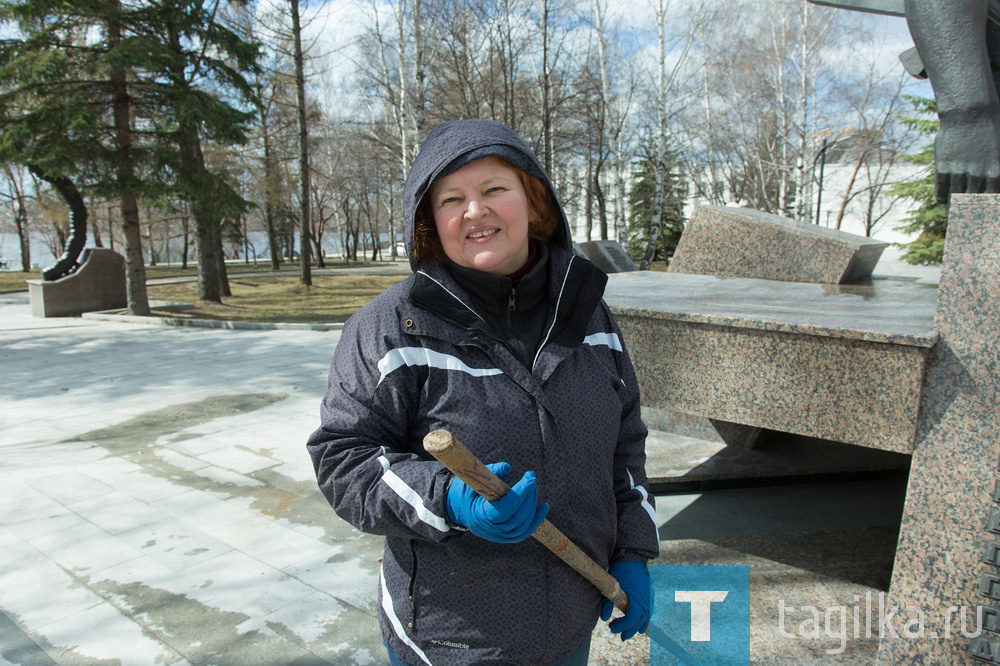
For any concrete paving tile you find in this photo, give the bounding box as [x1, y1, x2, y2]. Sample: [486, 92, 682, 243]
[0, 608, 57, 666]
[281, 544, 382, 611]
[24, 469, 118, 507]
[1, 495, 90, 541]
[259, 589, 351, 644]
[75, 455, 145, 480]
[0, 555, 106, 632]
[264, 596, 384, 665]
[209, 514, 332, 571]
[27, 521, 145, 576]
[3, 442, 108, 473]
[190, 463, 266, 489]
[180, 421, 236, 437]
[149, 488, 259, 533]
[33, 597, 187, 666]
[161, 435, 232, 458]
[115, 517, 235, 573]
[150, 446, 211, 472]
[66, 492, 163, 535]
[164, 620, 316, 666]
[0, 479, 44, 507]
[252, 463, 318, 497]
[198, 445, 279, 475]
[237, 567, 320, 619]
[102, 469, 190, 502]
[88, 554, 180, 591]
[0, 420, 89, 445]
[259, 439, 314, 467]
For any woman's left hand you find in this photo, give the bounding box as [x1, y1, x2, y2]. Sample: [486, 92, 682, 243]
[600, 561, 652, 641]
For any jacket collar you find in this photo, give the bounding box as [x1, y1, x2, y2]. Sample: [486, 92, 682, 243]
[409, 245, 607, 354]
[444, 243, 549, 321]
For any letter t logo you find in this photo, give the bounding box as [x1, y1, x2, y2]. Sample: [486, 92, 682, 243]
[675, 590, 729, 641]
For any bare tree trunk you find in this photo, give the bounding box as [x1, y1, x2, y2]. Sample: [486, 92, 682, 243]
[641, 0, 668, 270]
[214, 225, 231, 297]
[834, 149, 867, 230]
[590, 0, 613, 240]
[4, 165, 32, 271]
[107, 0, 150, 315]
[181, 210, 190, 269]
[540, 0, 553, 174]
[90, 197, 104, 248]
[257, 82, 282, 270]
[594, 171, 608, 240]
[290, 0, 312, 287]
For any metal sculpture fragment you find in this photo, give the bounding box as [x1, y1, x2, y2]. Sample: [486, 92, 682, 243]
[810, 0, 1000, 203]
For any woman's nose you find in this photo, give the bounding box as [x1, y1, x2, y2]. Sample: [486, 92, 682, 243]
[464, 199, 488, 219]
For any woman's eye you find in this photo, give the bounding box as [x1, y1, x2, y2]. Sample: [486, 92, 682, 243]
[486, 186, 505, 194]
[439, 197, 459, 206]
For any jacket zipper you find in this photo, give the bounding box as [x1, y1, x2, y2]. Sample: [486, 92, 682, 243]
[408, 540, 418, 632]
[505, 285, 533, 369]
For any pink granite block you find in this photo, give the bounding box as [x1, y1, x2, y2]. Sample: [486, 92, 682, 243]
[669, 205, 888, 284]
[877, 194, 1000, 663]
[606, 272, 937, 452]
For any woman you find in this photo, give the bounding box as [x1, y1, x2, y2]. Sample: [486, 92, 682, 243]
[307, 119, 658, 665]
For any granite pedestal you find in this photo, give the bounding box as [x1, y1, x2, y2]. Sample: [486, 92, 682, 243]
[28, 248, 127, 317]
[606, 272, 938, 452]
[876, 194, 1000, 663]
[669, 205, 889, 284]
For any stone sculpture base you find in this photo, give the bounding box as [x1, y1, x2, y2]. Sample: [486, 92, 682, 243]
[28, 248, 127, 317]
[605, 271, 937, 452]
[877, 194, 1000, 663]
[668, 205, 889, 283]
[576, 240, 637, 274]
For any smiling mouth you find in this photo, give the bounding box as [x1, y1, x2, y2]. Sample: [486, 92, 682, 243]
[467, 229, 499, 239]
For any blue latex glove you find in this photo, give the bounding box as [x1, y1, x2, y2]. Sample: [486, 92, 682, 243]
[600, 561, 652, 641]
[446, 462, 549, 543]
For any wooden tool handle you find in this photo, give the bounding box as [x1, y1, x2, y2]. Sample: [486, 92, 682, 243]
[423, 429, 629, 613]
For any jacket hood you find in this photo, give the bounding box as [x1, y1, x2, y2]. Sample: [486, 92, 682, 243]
[402, 119, 572, 272]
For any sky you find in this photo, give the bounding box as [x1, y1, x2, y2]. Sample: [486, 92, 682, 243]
[289, 0, 928, 109]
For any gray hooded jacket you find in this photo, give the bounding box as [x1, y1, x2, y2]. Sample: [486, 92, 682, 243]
[308, 120, 658, 665]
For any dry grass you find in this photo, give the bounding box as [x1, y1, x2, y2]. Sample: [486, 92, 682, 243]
[147, 274, 408, 323]
[0, 270, 37, 292]
[0, 263, 278, 293]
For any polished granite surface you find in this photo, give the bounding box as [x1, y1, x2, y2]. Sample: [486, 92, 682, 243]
[605, 271, 939, 347]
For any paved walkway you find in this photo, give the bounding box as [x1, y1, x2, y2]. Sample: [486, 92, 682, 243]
[1, 292, 384, 665]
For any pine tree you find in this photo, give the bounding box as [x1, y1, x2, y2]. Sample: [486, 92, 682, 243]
[0, 0, 152, 312]
[890, 96, 948, 265]
[626, 140, 685, 266]
[0, 1, 261, 307]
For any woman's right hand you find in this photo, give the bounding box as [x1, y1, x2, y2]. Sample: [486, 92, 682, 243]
[446, 462, 549, 543]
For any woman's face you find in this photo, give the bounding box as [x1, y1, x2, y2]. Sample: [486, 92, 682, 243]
[429, 157, 533, 276]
